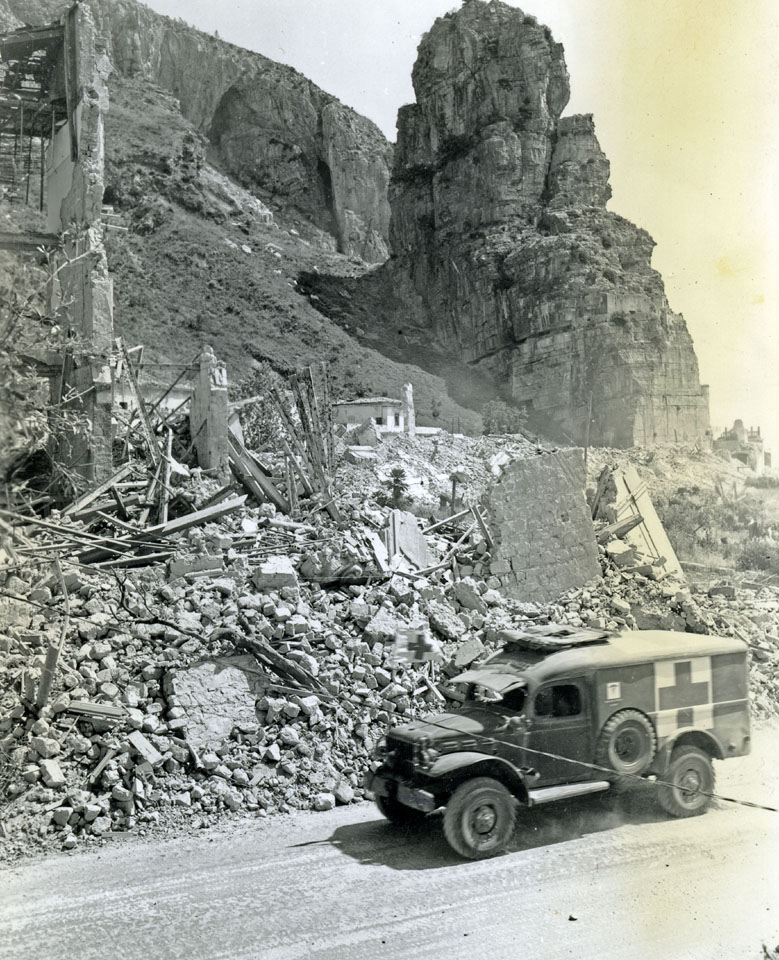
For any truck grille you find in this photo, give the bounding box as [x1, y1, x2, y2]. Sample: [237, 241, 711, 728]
[387, 737, 415, 777]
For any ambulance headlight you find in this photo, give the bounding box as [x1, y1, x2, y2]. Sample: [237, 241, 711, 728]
[417, 737, 441, 770]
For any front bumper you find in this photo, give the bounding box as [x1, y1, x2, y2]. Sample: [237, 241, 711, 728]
[364, 766, 437, 813]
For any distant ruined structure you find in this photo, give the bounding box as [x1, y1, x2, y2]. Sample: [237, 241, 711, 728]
[713, 421, 771, 473]
[385, 0, 711, 448]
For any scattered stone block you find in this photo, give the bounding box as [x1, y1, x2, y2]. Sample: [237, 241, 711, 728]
[313, 792, 336, 811]
[39, 759, 65, 788]
[364, 608, 403, 646]
[52, 806, 73, 826]
[279, 726, 300, 747]
[334, 782, 354, 804]
[453, 578, 488, 615]
[428, 601, 466, 640]
[168, 655, 264, 751]
[252, 556, 299, 592]
[611, 597, 631, 617]
[91, 816, 112, 836]
[31, 736, 60, 759]
[169, 555, 223, 579]
[454, 635, 486, 668]
[605, 541, 636, 567]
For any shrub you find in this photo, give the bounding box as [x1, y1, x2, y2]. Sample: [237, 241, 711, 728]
[745, 475, 779, 489]
[736, 538, 779, 573]
[374, 467, 411, 509]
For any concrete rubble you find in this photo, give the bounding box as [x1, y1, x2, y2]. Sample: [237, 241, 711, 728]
[1, 427, 778, 864]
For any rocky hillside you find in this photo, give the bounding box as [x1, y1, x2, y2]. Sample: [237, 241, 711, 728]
[0, 0, 391, 263]
[368, 1, 710, 448]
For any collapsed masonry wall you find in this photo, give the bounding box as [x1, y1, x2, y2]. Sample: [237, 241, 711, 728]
[484, 449, 601, 603]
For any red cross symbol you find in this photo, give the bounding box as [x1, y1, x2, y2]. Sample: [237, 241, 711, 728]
[408, 630, 433, 659]
[395, 627, 439, 662]
[658, 661, 710, 711]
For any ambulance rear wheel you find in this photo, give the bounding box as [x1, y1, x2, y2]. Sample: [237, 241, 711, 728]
[657, 746, 714, 817]
[596, 709, 657, 782]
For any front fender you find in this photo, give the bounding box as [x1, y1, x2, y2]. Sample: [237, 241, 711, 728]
[427, 752, 531, 803]
[428, 751, 498, 777]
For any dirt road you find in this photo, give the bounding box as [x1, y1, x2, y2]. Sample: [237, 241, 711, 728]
[2, 729, 777, 960]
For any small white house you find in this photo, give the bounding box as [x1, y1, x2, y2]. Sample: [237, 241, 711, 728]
[332, 397, 405, 432]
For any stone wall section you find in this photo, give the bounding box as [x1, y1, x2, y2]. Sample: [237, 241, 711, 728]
[483, 449, 601, 604]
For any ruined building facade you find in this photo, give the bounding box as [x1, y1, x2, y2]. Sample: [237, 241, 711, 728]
[386, 0, 711, 447]
[1, 3, 114, 482]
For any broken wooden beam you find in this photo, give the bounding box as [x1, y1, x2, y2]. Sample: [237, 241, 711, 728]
[596, 513, 645, 543]
[127, 730, 165, 767]
[228, 427, 291, 514]
[67, 700, 126, 720]
[62, 463, 135, 517]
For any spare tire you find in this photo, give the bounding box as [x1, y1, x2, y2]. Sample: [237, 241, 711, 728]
[596, 709, 657, 780]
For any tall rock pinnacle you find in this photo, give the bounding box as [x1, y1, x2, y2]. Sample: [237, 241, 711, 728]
[388, 0, 710, 447]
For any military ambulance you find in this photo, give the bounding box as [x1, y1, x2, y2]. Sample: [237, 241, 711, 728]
[365, 625, 751, 859]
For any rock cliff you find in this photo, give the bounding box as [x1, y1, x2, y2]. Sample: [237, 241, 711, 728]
[387, 0, 710, 446]
[0, 0, 391, 262]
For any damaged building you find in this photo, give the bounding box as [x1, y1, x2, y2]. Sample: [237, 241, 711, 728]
[0, 3, 114, 482]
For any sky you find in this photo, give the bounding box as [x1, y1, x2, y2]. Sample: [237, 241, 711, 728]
[143, 0, 779, 456]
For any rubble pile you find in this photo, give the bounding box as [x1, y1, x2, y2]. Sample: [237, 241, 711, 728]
[1, 430, 778, 863]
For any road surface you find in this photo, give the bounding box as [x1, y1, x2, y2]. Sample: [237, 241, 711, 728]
[1, 727, 778, 960]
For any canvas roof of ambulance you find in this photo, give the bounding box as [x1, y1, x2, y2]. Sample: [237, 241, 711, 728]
[481, 629, 747, 687]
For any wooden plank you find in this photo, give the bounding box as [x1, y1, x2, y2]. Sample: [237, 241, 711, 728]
[318, 362, 335, 476]
[305, 366, 330, 476]
[63, 5, 80, 160]
[137, 459, 162, 527]
[119, 340, 161, 467]
[278, 433, 314, 497]
[109, 485, 130, 521]
[92, 551, 173, 569]
[127, 730, 164, 767]
[68, 700, 125, 719]
[88, 748, 117, 784]
[0, 231, 59, 250]
[291, 375, 335, 507]
[470, 505, 494, 551]
[269, 385, 317, 488]
[228, 429, 291, 514]
[62, 463, 134, 516]
[596, 514, 644, 543]
[422, 509, 471, 534]
[160, 428, 173, 524]
[609, 466, 683, 580]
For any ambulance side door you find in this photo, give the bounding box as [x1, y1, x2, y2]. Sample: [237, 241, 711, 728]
[528, 678, 592, 785]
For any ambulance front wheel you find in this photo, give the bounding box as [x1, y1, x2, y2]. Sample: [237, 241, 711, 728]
[657, 746, 715, 817]
[443, 777, 516, 860]
[596, 709, 657, 781]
